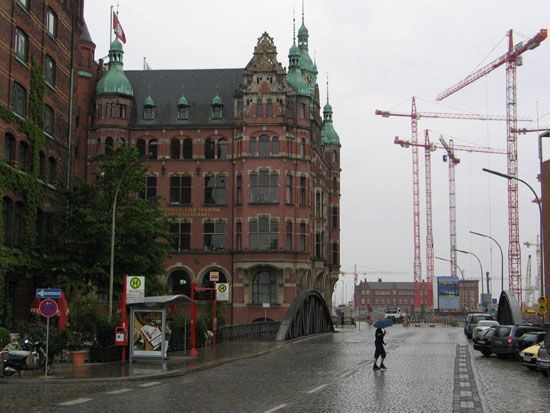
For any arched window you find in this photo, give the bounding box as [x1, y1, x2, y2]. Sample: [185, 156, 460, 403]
[205, 138, 215, 159]
[249, 137, 257, 156]
[183, 138, 193, 159]
[47, 157, 56, 184]
[39, 151, 46, 180]
[14, 28, 28, 63]
[333, 177, 338, 192]
[43, 55, 56, 86]
[12, 82, 26, 117]
[136, 139, 146, 157]
[4, 133, 15, 164]
[217, 139, 228, 160]
[252, 270, 277, 304]
[118, 137, 126, 146]
[43, 105, 54, 135]
[300, 138, 305, 159]
[202, 271, 227, 289]
[18, 141, 29, 172]
[332, 150, 338, 163]
[105, 137, 113, 151]
[2, 197, 13, 246]
[169, 270, 192, 297]
[258, 135, 269, 156]
[170, 138, 180, 160]
[46, 8, 57, 38]
[272, 137, 279, 155]
[148, 139, 158, 159]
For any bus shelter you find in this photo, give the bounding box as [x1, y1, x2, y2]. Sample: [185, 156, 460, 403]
[128, 295, 192, 361]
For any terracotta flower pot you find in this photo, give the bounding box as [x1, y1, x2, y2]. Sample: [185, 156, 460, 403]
[71, 350, 87, 366]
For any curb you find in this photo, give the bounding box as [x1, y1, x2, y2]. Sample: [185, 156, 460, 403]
[0, 335, 318, 385]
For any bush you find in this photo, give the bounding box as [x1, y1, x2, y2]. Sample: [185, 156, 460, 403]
[67, 293, 101, 349]
[0, 326, 9, 348]
[95, 315, 119, 348]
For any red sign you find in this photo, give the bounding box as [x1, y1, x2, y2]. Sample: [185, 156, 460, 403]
[39, 299, 58, 318]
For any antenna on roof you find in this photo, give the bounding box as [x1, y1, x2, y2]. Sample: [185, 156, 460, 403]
[302, 0, 305, 25]
[326, 74, 329, 104]
[293, 4, 296, 43]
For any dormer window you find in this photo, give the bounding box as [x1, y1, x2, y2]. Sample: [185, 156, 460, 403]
[177, 106, 189, 120]
[212, 105, 223, 120]
[144, 106, 155, 120]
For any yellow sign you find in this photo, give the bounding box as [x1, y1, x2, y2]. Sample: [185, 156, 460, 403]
[538, 297, 547, 307]
[216, 283, 229, 301]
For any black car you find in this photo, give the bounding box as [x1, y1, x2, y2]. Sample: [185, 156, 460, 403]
[491, 325, 546, 358]
[473, 326, 497, 356]
[517, 331, 546, 350]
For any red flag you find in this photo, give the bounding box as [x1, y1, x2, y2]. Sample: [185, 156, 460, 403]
[112, 11, 126, 43]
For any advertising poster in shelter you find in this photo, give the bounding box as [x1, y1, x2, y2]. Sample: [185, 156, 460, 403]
[437, 276, 460, 310]
[133, 310, 163, 352]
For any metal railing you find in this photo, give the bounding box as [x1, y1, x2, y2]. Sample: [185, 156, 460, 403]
[219, 321, 281, 341]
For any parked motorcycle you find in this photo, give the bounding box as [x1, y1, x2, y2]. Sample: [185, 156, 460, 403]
[1, 339, 52, 377]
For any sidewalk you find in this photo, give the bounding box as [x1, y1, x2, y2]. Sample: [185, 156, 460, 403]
[0, 339, 286, 384]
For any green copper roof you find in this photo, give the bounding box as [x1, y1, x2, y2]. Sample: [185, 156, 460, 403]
[300, 49, 316, 74]
[288, 68, 309, 95]
[96, 39, 134, 97]
[298, 23, 309, 38]
[143, 95, 155, 107]
[177, 94, 189, 107]
[321, 103, 340, 145]
[212, 94, 223, 106]
[289, 42, 300, 57]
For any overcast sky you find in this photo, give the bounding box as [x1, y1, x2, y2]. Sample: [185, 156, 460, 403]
[84, 0, 550, 306]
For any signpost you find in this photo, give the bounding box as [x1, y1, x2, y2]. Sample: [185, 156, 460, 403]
[263, 302, 270, 322]
[216, 283, 229, 302]
[209, 271, 219, 282]
[36, 288, 61, 299]
[38, 297, 58, 379]
[126, 276, 145, 304]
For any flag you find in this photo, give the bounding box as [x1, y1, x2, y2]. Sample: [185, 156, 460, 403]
[112, 11, 126, 43]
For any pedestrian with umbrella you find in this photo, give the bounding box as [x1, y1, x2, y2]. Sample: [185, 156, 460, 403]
[373, 318, 393, 370]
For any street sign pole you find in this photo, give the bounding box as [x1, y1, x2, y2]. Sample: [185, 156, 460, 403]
[213, 282, 217, 346]
[45, 316, 49, 379]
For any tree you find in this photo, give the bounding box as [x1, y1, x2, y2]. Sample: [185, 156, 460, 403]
[41, 146, 171, 299]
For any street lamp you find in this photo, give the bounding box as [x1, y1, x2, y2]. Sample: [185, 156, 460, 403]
[456, 249, 484, 295]
[470, 230, 504, 294]
[482, 167, 544, 315]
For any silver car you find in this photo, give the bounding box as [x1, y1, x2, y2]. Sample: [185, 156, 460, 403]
[472, 320, 500, 342]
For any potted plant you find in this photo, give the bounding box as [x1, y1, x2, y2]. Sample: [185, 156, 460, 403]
[66, 293, 100, 365]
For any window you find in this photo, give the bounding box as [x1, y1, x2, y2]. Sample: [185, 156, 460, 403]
[105, 137, 113, 151]
[170, 221, 191, 251]
[46, 8, 57, 38]
[236, 222, 242, 250]
[118, 137, 126, 147]
[299, 222, 306, 251]
[217, 139, 228, 160]
[212, 105, 223, 120]
[315, 232, 322, 258]
[333, 177, 338, 192]
[315, 192, 321, 218]
[272, 137, 279, 155]
[2, 198, 24, 249]
[148, 139, 158, 159]
[205, 138, 215, 159]
[250, 137, 257, 156]
[137, 139, 146, 157]
[332, 150, 338, 163]
[4, 134, 15, 164]
[169, 270, 191, 296]
[106, 102, 115, 118]
[300, 138, 305, 159]
[286, 174, 293, 204]
[249, 216, 278, 250]
[16, 0, 28, 10]
[204, 175, 226, 205]
[285, 221, 292, 250]
[18, 141, 29, 172]
[252, 270, 277, 305]
[250, 170, 278, 203]
[256, 99, 263, 117]
[12, 82, 26, 117]
[259, 135, 269, 156]
[139, 176, 157, 199]
[39, 151, 46, 180]
[266, 99, 273, 117]
[119, 104, 126, 119]
[170, 175, 191, 205]
[236, 174, 242, 204]
[144, 107, 155, 120]
[183, 138, 193, 159]
[44, 55, 56, 86]
[203, 220, 225, 250]
[43, 105, 54, 135]
[170, 138, 180, 160]
[47, 157, 56, 184]
[177, 106, 189, 120]
[14, 28, 28, 63]
[300, 176, 306, 205]
[332, 206, 339, 229]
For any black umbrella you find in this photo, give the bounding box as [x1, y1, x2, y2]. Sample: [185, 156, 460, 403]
[373, 319, 394, 329]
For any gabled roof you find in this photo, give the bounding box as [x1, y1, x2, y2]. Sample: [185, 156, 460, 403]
[125, 68, 244, 127]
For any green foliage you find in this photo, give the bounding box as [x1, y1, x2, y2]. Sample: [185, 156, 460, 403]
[66, 293, 100, 349]
[95, 314, 120, 348]
[0, 326, 10, 347]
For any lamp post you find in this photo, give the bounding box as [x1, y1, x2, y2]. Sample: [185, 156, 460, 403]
[482, 167, 544, 319]
[436, 256, 466, 311]
[470, 230, 504, 294]
[108, 158, 143, 318]
[456, 249, 485, 310]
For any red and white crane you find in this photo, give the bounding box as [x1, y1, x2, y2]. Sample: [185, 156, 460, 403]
[375, 97, 527, 310]
[436, 29, 548, 308]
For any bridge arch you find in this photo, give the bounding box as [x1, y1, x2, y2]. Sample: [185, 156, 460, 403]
[276, 290, 334, 341]
[497, 290, 522, 325]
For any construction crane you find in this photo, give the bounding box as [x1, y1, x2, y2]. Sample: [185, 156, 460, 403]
[524, 237, 542, 305]
[394, 131, 507, 299]
[524, 255, 533, 307]
[380, 95, 518, 311]
[437, 29, 548, 308]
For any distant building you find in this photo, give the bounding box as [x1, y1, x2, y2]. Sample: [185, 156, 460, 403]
[354, 280, 416, 316]
[458, 280, 479, 312]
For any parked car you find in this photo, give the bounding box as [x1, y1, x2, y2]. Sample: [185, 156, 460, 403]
[473, 326, 497, 356]
[520, 343, 541, 370]
[517, 331, 546, 350]
[536, 343, 550, 377]
[491, 325, 546, 358]
[472, 320, 500, 342]
[464, 313, 494, 339]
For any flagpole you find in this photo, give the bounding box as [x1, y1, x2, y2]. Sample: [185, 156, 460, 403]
[109, 5, 113, 45]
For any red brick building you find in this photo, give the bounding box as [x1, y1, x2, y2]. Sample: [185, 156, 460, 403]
[1, 2, 341, 325]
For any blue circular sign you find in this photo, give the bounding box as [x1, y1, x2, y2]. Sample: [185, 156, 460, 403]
[39, 298, 58, 318]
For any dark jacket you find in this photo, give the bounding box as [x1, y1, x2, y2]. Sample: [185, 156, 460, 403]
[375, 328, 386, 346]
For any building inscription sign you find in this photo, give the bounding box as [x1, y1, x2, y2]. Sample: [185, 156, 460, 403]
[165, 207, 221, 217]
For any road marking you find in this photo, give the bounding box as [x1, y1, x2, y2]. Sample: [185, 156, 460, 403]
[306, 384, 328, 394]
[339, 369, 352, 378]
[263, 404, 288, 413]
[106, 388, 132, 395]
[58, 398, 92, 406]
[139, 381, 161, 387]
